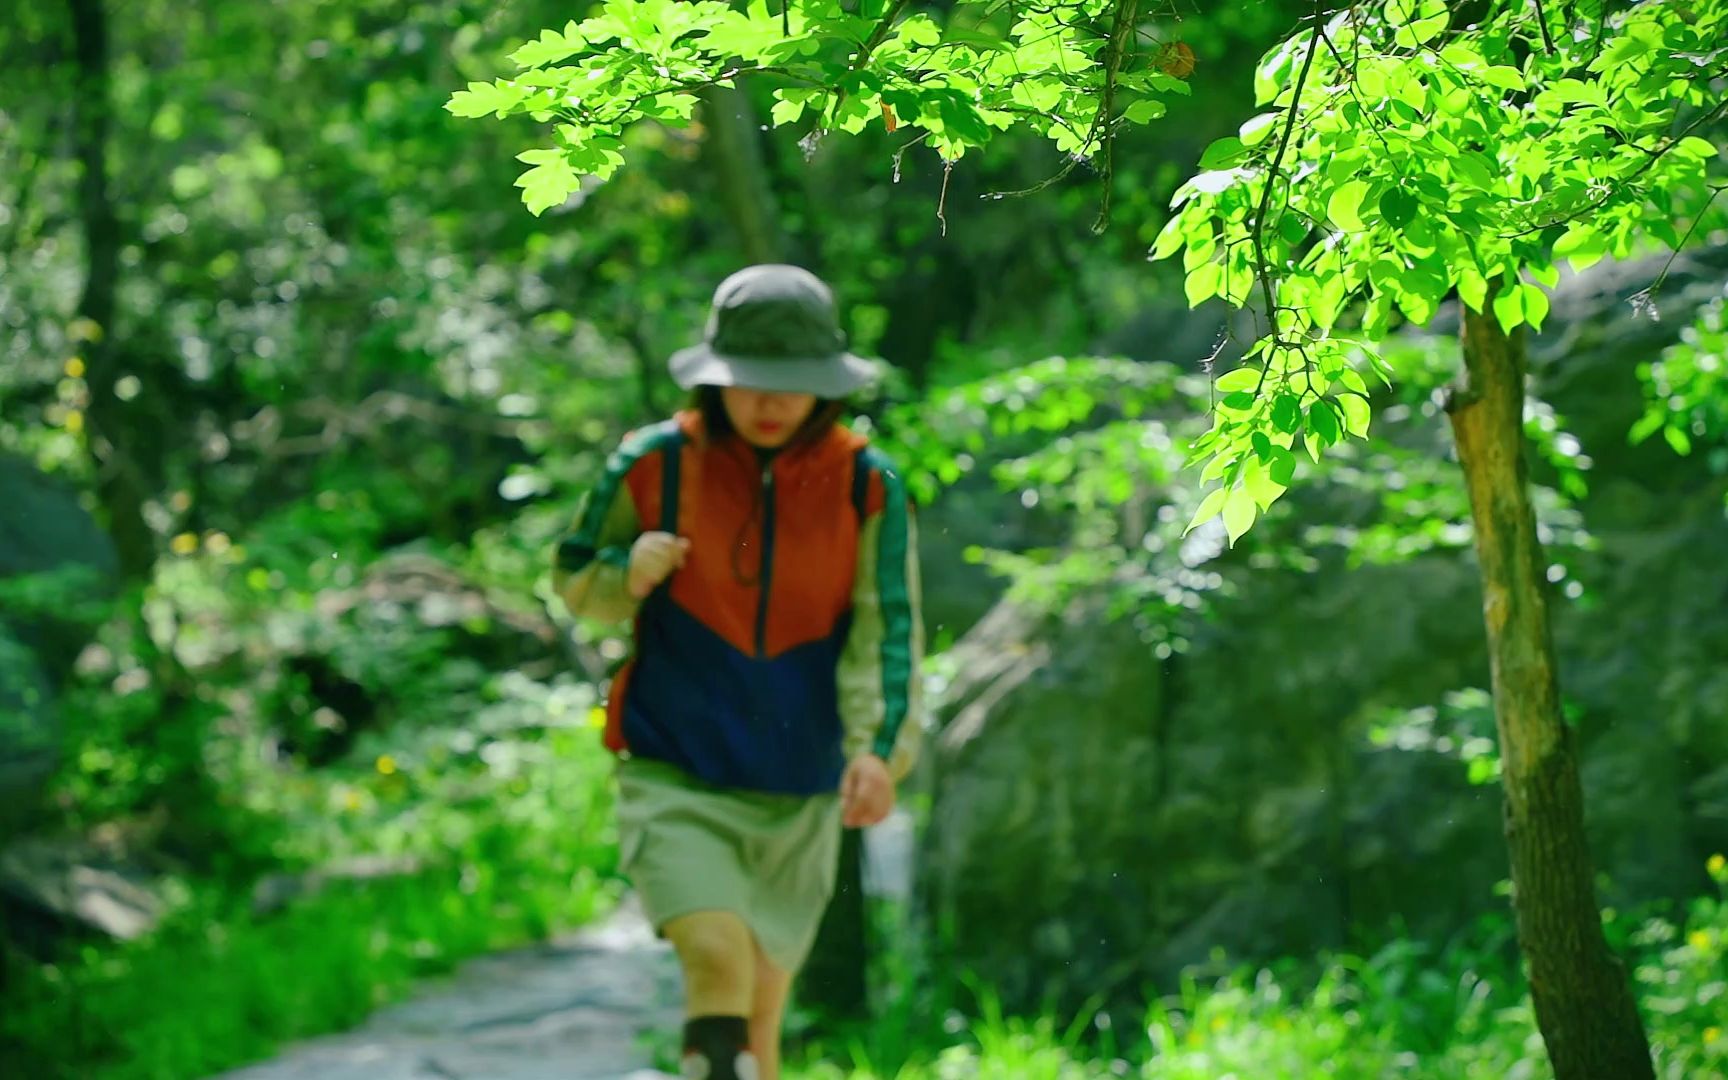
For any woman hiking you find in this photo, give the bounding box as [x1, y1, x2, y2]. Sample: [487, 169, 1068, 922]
[552, 264, 924, 1080]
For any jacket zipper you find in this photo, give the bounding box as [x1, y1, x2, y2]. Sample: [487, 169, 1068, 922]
[754, 460, 777, 658]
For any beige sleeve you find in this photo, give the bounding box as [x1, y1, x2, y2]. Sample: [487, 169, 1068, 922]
[551, 483, 643, 624]
[837, 504, 925, 782]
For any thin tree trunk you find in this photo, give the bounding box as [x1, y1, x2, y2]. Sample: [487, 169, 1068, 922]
[69, 0, 153, 581]
[802, 826, 868, 1022]
[694, 71, 875, 1020]
[1446, 288, 1653, 1080]
[699, 85, 784, 265]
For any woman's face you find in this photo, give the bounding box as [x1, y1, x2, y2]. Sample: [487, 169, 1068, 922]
[721, 386, 817, 449]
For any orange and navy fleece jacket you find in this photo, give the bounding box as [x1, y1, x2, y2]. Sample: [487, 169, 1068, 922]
[551, 410, 923, 796]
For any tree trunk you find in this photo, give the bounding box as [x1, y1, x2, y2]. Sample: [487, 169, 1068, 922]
[69, 0, 153, 581]
[1446, 290, 1653, 1080]
[801, 826, 868, 1023]
[699, 85, 784, 265]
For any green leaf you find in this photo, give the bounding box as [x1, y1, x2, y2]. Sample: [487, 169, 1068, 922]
[1628, 411, 1665, 446]
[1493, 283, 1525, 332]
[1185, 262, 1223, 307]
[897, 13, 943, 47]
[932, 91, 992, 146]
[941, 25, 1012, 51]
[1199, 136, 1248, 169]
[1664, 425, 1693, 456]
[1185, 486, 1230, 534]
[1453, 152, 1496, 191]
[447, 81, 526, 119]
[1339, 394, 1372, 438]
[1553, 224, 1607, 272]
[1310, 274, 1348, 331]
[1190, 170, 1244, 195]
[1327, 181, 1372, 232]
[1239, 113, 1279, 147]
[1379, 189, 1418, 229]
[1307, 399, 1340, 445]
[1222, 485, 1257, 545]
[510, 22, 585, 68]
[1675, 136, 1719, 162]
[1272, 393, 1302, 433]
[1150, 217, 1186, 261]
[1215, 367, 1261, 393]
[515, 158, 580, 216]
[1522, 283, 1551, 331]
[1255, 36, 1299, 106]
[1390, 0, 1449, 47]
[1123, 99, 1166, 124]
[1457, 268, 1488, 312]
[1244, 457, 1287, 511]
[1268, 446, 1297, 486]
[1477, 65, 1525, 91]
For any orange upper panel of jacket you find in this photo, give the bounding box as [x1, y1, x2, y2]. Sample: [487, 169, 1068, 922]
[552, 410, 923, 796]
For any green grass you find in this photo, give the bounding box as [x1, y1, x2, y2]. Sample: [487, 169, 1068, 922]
[789, 858, 1728, 1080]
[2, 711, 622, 1080]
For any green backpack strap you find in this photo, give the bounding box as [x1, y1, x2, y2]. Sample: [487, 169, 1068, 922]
[851, 444, 873, 524]
[658, 426, 685, 533]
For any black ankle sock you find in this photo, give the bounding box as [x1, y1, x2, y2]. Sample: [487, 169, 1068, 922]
[681, 1015, 754, 1080]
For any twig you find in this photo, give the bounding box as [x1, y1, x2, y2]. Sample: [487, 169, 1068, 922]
[1091, 0, 1142, 233]
[938, 158, 953, 235]
[1531, 0, 1557, 55]
[1639, 183, 1728, 305]
[859, 0, 913, 60]
[1248, 5, 1324, 397]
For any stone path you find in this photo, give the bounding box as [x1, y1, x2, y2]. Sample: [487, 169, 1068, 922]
[212, 895, 683, 1080]
[212, 809, 915, 1080]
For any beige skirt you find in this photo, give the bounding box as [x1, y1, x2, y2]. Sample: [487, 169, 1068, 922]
[614, 756, 843, 973]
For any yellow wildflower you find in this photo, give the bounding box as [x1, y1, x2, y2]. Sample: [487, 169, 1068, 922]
[376, 754, 398, 776]
[65, 356, 87, 378]
[170, 533, 199, 556]
[1706, 1027, 1721, 1046]
[1688, 930, 1712, 952]
[64, 409, 84, 434]
[1708, 853, 1726, 877]
[588, 706, 608, 730]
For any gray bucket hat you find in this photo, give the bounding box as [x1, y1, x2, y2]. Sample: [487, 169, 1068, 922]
[669, 264, 880, 398]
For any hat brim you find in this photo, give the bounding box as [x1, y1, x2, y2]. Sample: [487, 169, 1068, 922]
[669, 344, 880, 398]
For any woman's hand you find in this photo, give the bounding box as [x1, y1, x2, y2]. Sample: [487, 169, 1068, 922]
[627, 531, 690, 599]
[840, 754, 895, 828]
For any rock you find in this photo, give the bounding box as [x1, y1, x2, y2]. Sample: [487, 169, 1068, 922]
[919, 553, 1505, 1014]
[0, 624, 57, 836]
[915, 469, 1065, 646]
[250, 854, 425, 916]
[0, 453, 120, 831]
[919, 593, 1171, 1012]
[0, 453, 120, 671]
[0, 835, 170, 944]
[270, 552, 561, 762]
